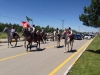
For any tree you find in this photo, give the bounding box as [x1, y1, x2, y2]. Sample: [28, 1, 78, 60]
[79, 0, 100, 28]
[36, 25, 41, 30]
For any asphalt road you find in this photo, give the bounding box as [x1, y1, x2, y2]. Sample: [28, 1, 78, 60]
[0, 39, 92, 75]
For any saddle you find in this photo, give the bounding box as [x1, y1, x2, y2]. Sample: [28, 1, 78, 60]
[12, 32, 17, 38]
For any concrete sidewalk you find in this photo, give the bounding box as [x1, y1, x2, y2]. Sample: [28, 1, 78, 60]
[0, 38, 24, 43]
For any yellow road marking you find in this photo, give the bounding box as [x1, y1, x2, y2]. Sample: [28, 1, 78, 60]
[0, 40, 90, 64]
[48, 39, 92, 75]
[0, 42, 62, 62]
[0, 52, 30, 62]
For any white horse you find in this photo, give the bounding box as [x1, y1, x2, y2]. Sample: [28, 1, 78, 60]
[3, 27, 20, 48]
[62, 31, 74, 52]
[55, 33, 61, 47]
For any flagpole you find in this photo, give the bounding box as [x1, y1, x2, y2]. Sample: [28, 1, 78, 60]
[32, 20, 33, 25]
[24, 13, 28, 23]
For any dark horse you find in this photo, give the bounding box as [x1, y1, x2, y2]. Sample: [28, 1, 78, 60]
[39, 31, 48, 43]
[22, 29, 41, 52]
[3, 27, 20, 48]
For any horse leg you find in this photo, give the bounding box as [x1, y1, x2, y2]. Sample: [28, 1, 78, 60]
[59, 36, 60, 46]
[24, 40, 26, 48]
[64, 40, 66, 53]
[29, 42, 32, 51]
[9, 39, 13, 47]
[68, 43, 69, 51]
[26, 42, 29, 52]
[57, 41, 58, 47]
[39, 41, 40, 49]
[8, 39, 9, 48]
[15, 39, 17, 47]
[36, 42, 38, 50]
[71, 41, 73, 50]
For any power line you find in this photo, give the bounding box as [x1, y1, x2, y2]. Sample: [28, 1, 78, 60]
[8, 1, 62, 21]
[0, 14, 22, 21]
[0, 0, 63, 28]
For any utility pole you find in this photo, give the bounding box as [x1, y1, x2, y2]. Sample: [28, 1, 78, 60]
[62, 20, 65, 30]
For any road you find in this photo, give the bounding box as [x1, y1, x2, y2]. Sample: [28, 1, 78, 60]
[0, 39, 92, 75]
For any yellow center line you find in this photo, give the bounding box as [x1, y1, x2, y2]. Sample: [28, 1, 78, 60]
[0, 42, 62, 62]
[48, 39, 92, 75]
[0, 52, 31, 62]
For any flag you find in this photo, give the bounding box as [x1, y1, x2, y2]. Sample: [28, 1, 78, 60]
[21, 21, 30, 28]
[25, 16, 33, 22]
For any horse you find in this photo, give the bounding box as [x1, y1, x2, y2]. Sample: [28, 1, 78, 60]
[22, 29, 41, 52]
[49, 32, 54, 41]
[38, 31, 48, 43]
[3, 27, 20, 48]
[55, 33, 61, 47]
[63, 32, 74, 52]
[42, 32, 48, 43]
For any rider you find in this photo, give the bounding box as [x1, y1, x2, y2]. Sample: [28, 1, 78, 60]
[41, 27, 44, 33]
[41, 27, 44, 36]
[68, 27, 73, 36]
[56, 28, 60, 35]
[68, 27, 74, 40]
[32, 24, 37, 42]
[11, 25, 15, 38]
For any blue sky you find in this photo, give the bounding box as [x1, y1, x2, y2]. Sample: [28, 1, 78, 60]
[0, 0, 98, 32]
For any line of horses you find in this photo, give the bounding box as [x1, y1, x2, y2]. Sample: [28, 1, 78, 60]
[3, 27, 74, 53]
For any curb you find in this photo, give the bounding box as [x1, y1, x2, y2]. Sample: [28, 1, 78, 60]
[0, 38, 25, 43]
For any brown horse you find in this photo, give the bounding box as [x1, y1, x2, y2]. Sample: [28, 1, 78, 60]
[22, 29, 41, 52]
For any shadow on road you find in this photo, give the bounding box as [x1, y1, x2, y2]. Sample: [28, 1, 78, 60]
[87, 49, 100, 54]
[56, 45, 64, 48]
[67, 49, 77, 53]
[30, 48, 46, 52]
[11, 45, 23, 48]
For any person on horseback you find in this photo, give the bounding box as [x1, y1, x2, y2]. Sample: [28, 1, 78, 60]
[32, 24, 37, 42]
[56, 28, 60, 35]
[41, 27, 44, 36]
[11, 25, 15, 38]
[68, 27, 74, 41]
[68, 27, 73, 36]
[24, 24, 33, 38]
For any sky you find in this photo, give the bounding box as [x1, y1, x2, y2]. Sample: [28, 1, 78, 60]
[0, 0, 99, 32]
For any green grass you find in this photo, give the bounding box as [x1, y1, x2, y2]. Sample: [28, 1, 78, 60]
[0, 32, 23, 39]
[67, 35, 100, 75]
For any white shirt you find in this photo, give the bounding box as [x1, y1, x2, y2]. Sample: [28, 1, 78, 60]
[42, 29, 44, 32]
[69, 30, 72, 34]
[57, 30, 60, 34]
[11, 29, 15, 33]
[32, 27, 35, 32]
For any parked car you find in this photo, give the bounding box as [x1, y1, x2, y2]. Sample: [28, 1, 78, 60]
[84, 34, 91, 39]
[89, 34, 95, 38]
[74, 34, 82, 40]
